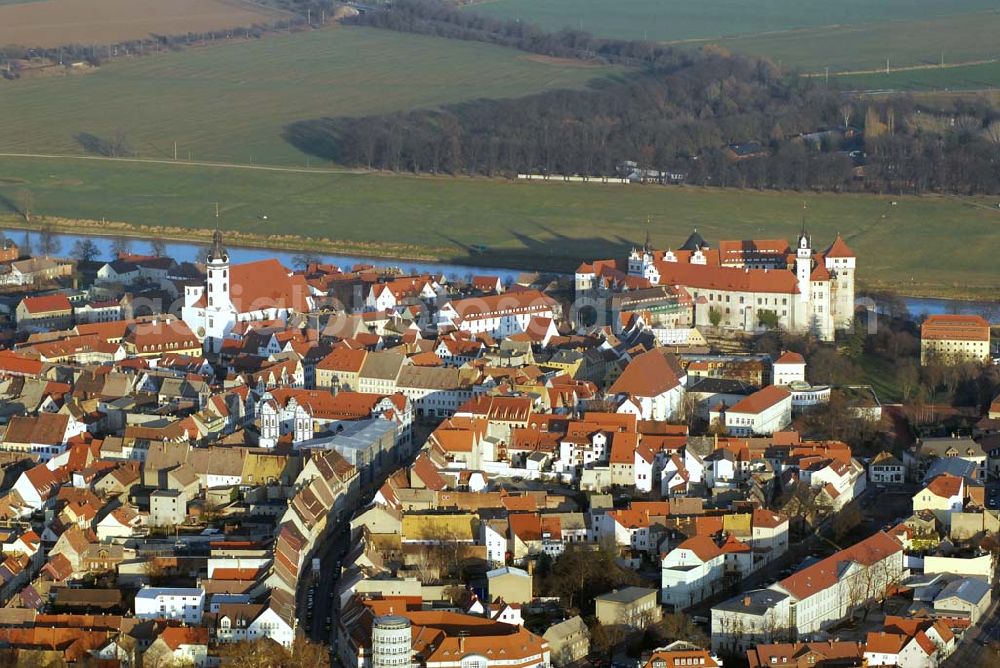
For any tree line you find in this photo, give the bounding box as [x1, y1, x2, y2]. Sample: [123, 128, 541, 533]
[345, 0, 692, 69]
[0, 21, 310, 78]
[289, 0, 1000, 195]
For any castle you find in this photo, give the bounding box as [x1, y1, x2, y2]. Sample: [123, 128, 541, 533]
[575, 229, 856, 341]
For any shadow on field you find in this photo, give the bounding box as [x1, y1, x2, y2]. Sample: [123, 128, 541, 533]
[437, 225, 640, 273]
[0, 192, 26, 219]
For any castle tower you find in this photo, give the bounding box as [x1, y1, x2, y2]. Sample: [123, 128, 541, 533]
[795, 228, 812, 303]
[823, 234, 857, 331]
[372, 615, 412, 668]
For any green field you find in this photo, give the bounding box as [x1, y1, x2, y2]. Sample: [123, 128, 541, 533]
[469, 0, 1000, 78]
[713, 13, 1000, 73]
[468, 0, 998, 42]
[832, 60, 1000, 92]
[0, 155, 998, 297]
[0, 26, 620, 165]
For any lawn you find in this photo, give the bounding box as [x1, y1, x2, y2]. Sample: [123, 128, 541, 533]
[832, 60, 1000, 92]
[0, 155, 998, 297]
[468, 0, 1000, 80]
[0, 26, 621, 165]
[859, 353, 905, 403]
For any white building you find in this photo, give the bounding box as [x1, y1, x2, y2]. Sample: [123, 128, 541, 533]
[772, 351, 806, 386]
[134, 587, 206, 624]
[437, 290, 557, 338]
[661, 536, 725, 609]
[711, 385, 791, 436]
[712, 532, 904, 653]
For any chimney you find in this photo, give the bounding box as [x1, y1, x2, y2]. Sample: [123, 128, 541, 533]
[743, 596, 751, 607]
[459, 635, 466, 653]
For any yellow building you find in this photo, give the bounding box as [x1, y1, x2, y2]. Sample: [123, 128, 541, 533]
[920, 315, 991, 365]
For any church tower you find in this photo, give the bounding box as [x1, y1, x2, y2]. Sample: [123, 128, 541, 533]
[204, 229, 232, 353]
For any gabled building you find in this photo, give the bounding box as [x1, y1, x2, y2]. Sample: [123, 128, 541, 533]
[661, 535, 725, 609]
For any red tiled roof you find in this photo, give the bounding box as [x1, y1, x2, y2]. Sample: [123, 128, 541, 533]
[921, 315, 990, 342]
[726, 386, 791, 415]
[228, 259, 312, 313]
[676, 535, 723, 561]
[654, 261, 799, 295]
[925, 473, 963, 499]
[775, 351, 805, 365]
[778, 532, 901, 600]
[609, 348, 682, 397]
[20, 294, 72, 314]
[824, 234, 856, 259]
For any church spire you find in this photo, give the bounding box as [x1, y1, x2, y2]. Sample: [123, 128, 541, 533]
[209, 205, 228, 263]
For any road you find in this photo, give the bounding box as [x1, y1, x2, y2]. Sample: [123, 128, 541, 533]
[301, 522, 352, 644]
[296, 423, 436, 652]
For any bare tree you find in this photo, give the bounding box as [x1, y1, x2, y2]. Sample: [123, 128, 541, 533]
[110, 236, 132, 258]
[840, 104, 854, 129]
[71, 239, 100, 264]
[15, 189, 33, 222]
[150, 237, 168, 257]
[38, 225, 60, 257]
[292, 251, 322, 271]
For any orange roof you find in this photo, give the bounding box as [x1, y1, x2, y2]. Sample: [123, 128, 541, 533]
[726, 385, 791, 414]
[752, 508, 787, 529]
[925, 473, 963, 499]
[865, 631, 908, 654]
[824, 234, 856, 259]
[609, 508, 651, 530]
[0, 350, 44, 376]
[446, 290, 556, 322]
[609, 431, 640, 464]
[75, 320, 130, 342]
[775, 351, 805, 365]
[159, 626, 209, 650]
[643, 648, 719, 668]
[211, 567, 262, 580]
[508, 513, 543, 541]
[20, 294, 72, 314]
[676, 535, 723, 561]
[609, 348, 683, 397]
[778, 532, 901, 600]
[921, 314, 990, 342]
[316, 347, 367, 373]
[654, 261, 799, 295]
[228, 259, 312, 313]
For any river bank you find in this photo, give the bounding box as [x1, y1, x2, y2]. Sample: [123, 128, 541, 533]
[2, 217, 999, 315]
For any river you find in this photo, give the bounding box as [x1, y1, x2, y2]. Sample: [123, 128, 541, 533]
[4, 227, 998, 323]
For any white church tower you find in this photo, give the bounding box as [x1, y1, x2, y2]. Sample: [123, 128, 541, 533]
[204, 229, 233, 353]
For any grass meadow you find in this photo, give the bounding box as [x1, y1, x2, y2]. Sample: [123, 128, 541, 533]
[0, 26, 621, 165]
[0, 155, 998, 297]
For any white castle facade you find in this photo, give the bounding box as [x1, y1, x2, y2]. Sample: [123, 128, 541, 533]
[576, 230, 856, 342]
